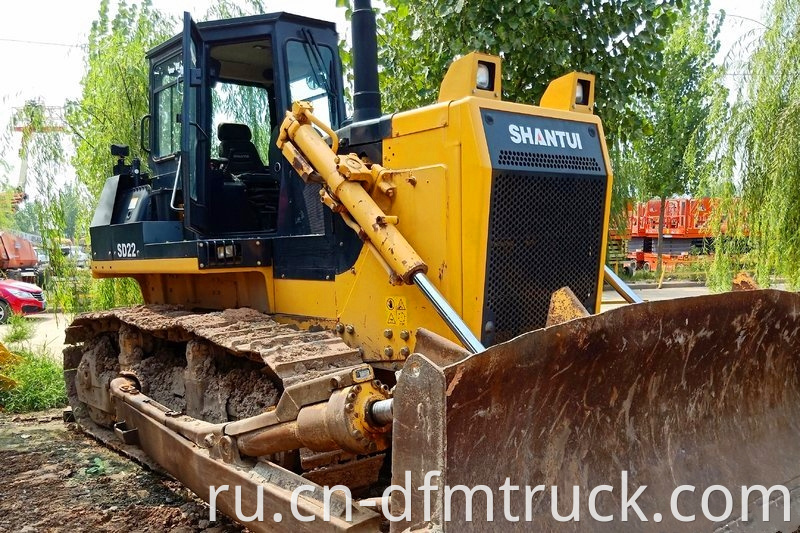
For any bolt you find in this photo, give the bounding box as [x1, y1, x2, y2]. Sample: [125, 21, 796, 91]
[329, 376, 342, 388]
[345, 402, 354, 412]
[400, 347, 410, 357]
[203, 434, 215, 448]
[335, 323, 345, 334]
[256, 261, 261, 266]
[351, 429, 360, 437]
[256, 240, 261, 246]
[347, 392, 357, 402]
[383, 329, 393, 339]
[353, 384, 362, 393]
[407, 176, 417, 186]
[199, 243, 204, 248]
[345, 324, 355, 334]
[199, 263, 205, 268]
[400, 330, 410, 341]
[384, 346, 394, 357]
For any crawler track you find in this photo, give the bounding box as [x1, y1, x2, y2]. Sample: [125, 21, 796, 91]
[63, 305, 384, 491]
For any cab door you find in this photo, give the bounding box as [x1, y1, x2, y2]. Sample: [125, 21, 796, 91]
[180, 12, 210, 234]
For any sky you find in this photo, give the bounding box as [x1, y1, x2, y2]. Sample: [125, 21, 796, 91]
[0, 0, 768, 191]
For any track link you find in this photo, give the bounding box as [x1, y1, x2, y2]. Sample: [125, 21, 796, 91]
[66, 304, 363, 386]
[63, 305, 387, 492]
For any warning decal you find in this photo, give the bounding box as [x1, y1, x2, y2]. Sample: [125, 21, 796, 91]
[386, 296, 408, 327]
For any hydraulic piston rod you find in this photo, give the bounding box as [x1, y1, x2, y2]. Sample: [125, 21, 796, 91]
[413, 272, 484, 354]
[604, 265, 644, 304]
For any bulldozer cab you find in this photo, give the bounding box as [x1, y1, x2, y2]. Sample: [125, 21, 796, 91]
[146, 12, 345, 238]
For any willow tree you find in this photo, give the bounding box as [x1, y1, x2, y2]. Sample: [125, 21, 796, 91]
[714, 0, 800, 287]
[64, 0, 172, 309]
[68, 0, 171, 197]
[0, 101, 89, 309]
[616, 1, 725, 276]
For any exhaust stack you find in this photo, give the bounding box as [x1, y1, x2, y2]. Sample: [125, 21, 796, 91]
[351, 0, 381, 122]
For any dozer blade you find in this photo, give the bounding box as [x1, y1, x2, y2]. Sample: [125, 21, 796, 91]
[392, 289, 800, 532]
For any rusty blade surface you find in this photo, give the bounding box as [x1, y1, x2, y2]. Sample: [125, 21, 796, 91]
[392, 289, 800, 532]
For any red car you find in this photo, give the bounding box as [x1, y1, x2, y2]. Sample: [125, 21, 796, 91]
[0, 278, 46, 323]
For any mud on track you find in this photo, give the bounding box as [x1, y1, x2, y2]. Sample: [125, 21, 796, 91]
[0, 409, 244, 533]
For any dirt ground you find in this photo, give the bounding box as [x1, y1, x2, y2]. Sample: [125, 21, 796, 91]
[0, 409, 243, 533]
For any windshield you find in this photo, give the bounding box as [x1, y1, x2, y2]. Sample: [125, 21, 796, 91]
[286, 40, 337, 127]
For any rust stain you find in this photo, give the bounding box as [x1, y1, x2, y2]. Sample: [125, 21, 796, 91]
[445, 365, 465, 397]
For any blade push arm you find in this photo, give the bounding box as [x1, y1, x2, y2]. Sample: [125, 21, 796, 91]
[277, 102, 484, 353]
[277, 101, 426, 284]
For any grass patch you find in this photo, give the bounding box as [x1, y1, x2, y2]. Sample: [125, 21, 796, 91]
[3, 314, 36, 345]
[0, 347, 67, 413]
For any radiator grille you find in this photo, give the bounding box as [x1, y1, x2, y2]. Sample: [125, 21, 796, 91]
[498, 149, 602, 173]
[482, 172, 607, 345]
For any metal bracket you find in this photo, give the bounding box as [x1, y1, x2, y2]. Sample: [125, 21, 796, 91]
[113, 420, 140, 445]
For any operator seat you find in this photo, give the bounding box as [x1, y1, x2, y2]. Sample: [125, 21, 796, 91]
[218, 123, 267, 174]
[216, 123, 280, 232]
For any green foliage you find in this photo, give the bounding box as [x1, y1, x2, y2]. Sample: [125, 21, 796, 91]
[36, 190, 93, 314]
[0, 347, 67, 413]
[377, 0, 682, 141]
[211, 84, 273, 157]
[624, 2, 724, 200]
[67, 0, 172, 198]
[3, 315, 35, 345]
[613, 1, 725, 275]
[203, 0, 266, 20]
[85, 457, 109, 476]
[89, 277, 142, 310]
[711, 0, 800, 288]
[12, 202, 39, 235]
[60, 0, 172, 311]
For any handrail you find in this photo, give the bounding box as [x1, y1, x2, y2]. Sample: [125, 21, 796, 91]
[169, 155, 184, 211]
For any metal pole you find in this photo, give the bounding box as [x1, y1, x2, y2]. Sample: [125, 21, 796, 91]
[412, 272, 485, 354]
[370, 399, 393, 426]
[604, 265, 644, 304]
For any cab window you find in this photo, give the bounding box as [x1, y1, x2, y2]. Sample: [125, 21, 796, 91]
[286, 40, 337, 128]
[153, 54, 182, 158]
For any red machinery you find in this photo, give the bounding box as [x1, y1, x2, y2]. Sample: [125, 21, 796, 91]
[0, 232, 39, 282]
[624, 198, 716, 273]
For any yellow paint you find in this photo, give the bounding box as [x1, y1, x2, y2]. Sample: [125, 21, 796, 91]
[339, 86, 612, 355]
[385, 296, 408, 327]
[92, 257, 200, 275]
[274, 278, 337, 318]
[92, 56, 614, 363]
[540, 72, 596, 114]
[438, 52, 502, 103]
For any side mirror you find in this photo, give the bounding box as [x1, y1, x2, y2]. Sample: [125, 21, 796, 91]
[110, 144, 129, 158]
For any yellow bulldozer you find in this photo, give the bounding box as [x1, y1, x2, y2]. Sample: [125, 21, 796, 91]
[64, 2, 800, 531]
